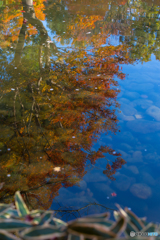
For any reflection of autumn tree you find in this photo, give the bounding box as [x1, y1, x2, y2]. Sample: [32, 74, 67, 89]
[44, 0, 108, 48]
[104, 0, 160, 61]
[0, 0, 46, 48]
[0, 43, 129, 208]
[44, 0, 160, 61]
[0, 0, 132, 210]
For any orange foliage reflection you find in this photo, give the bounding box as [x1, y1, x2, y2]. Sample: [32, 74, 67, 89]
[0, 0, 135, 210]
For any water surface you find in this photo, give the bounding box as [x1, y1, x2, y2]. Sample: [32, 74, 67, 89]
[0, 0, 160, 223]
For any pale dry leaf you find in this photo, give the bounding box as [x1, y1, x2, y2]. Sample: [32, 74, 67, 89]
[0, 182, 5, 190]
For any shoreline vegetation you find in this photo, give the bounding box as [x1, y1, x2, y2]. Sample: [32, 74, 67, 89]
[0, 191, 159, 240]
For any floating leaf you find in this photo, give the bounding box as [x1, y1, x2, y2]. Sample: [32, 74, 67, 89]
[15, 191, 29, 217]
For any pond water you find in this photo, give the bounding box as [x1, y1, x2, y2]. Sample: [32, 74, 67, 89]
[0, 0, 160, 224]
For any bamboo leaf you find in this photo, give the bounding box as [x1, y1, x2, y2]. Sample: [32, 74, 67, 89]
[114, 210, 138, 237]
[69, 212, 110, 224]
[0, 204, 13, 216]
[140, 218, 148, 227]
[68, 212, 113, 227]
[0, 230, 21, 240]
[29, 210, 45, 225]
[0, 215, 8, 219]
[124, 208, 144, 230]
[15, 191, 29, 217]
[67, 234, 81, 240]
[114, 206, 138, 237]
[30, 210, 44, 217]
[51, 217, 67, 227]
[142, 223, 157, 232]
[20, 225, 66, 240]
[68, 222, 116, 238]
[83, 212, 110, 219]
[113, 211, 120, 221]
[39, 211, 54, 225]
[5, 209, 19, 218]
[0, 219, 32, 231]
[125, 221, 139, 237]
[110, 215, 127, 236]
[47, 219, 56, 226]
